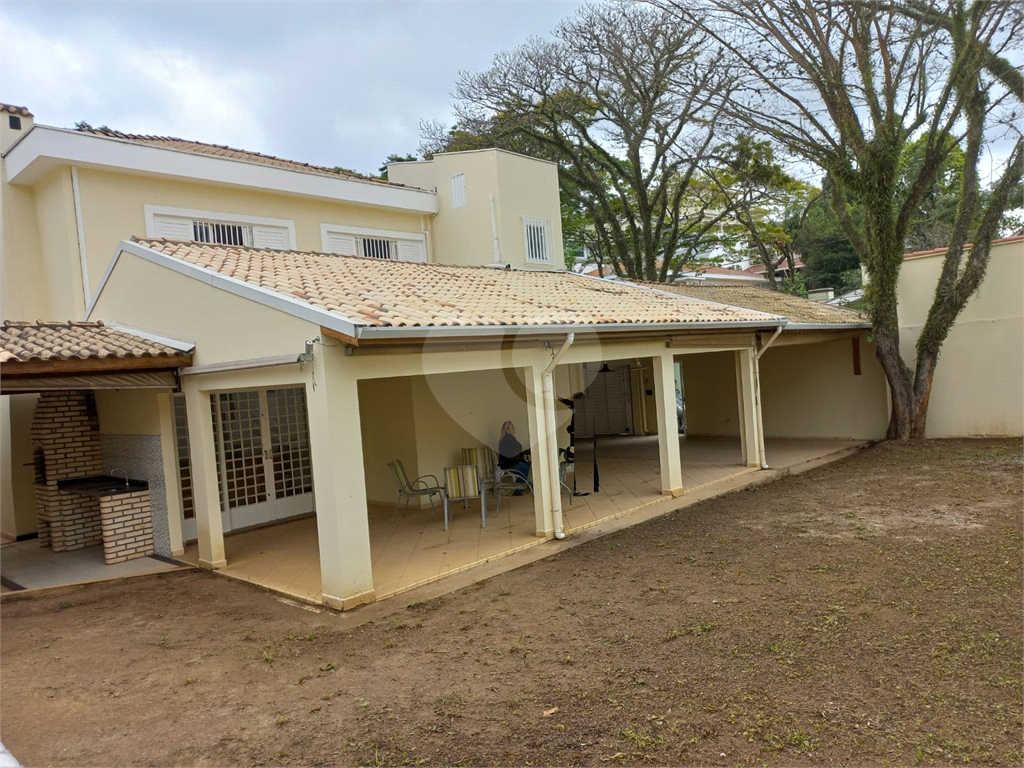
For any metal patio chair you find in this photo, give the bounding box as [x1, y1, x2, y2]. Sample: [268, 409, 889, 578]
[495, 464, 533, 513]
[387, 459, 443, 519]
[442, 464, 486, 531]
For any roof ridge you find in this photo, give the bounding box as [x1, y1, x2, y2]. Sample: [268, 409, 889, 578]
[2, 320, 105, 329]
[133, 237, 585, 275]
[74, 127, 394, 186]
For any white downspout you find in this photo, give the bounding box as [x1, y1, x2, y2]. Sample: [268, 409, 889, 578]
[71, 166, 91, 310]
[543, 333, 574, 539]
[489, 194, 502, 264]
[752, 326, 784, 469]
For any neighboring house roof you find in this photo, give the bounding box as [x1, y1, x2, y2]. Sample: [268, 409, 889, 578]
[903, 235, 1024, 261]
[113, 239, 785, 338]
[0, 320, 188, 364]
[73, 127, 391, 186]
[631, 283, 869, 327]
[0, 103, 32, 117]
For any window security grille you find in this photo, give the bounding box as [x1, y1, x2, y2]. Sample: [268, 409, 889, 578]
[523, 216, 551, 263]
[362, 237, 395, 260]
[193, 220, 254, 247]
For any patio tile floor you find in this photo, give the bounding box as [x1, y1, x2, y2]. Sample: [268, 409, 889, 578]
[181, 435, 864, 604]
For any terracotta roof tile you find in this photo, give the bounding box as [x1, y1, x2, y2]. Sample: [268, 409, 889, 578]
[134, 239, 782, 329]
[0, 321, 184, 363]
[0, 103, 32, 117]
[633, 283, 868, 326]
[75, 128, 396, 186]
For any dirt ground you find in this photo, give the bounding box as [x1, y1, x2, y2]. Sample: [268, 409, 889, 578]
[2, 439, 1021, 768]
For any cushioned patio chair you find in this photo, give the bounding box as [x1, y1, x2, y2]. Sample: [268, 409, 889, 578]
[387, 459, 443, 519]
[443, 464, 486, 531]
[461, 446, 499, 499]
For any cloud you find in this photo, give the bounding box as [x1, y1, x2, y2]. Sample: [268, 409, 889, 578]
[0, 10, 268, 151]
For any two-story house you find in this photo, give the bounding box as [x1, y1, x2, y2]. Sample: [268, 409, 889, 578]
[1, 103, 888, 608]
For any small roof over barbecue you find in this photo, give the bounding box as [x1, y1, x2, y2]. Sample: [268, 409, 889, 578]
[1, 321, 193, 393]
[101, 239, 785, 343]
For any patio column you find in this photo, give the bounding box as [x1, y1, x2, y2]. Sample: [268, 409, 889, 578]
[306, 347, 375, 610]
[182, 383, 226, 569]
[653, 352, 684, 496]
[735, 348, 763, 468]
[157, 391, 185, 556]
[525, 365, 557, 538]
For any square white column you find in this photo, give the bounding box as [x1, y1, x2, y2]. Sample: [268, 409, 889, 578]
[307, 346, 375, 610]
[525, 365, 556, 537]
[653, 352, 684, 496]
[735, 348, 762, 468]
[182, 383, 226, 569]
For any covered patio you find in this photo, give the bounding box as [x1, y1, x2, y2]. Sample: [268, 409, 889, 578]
[180, 434, 864, 602]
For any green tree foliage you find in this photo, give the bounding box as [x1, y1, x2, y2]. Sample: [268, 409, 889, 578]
[658, 0, 1023, 439]
[428, 3, 738, 281]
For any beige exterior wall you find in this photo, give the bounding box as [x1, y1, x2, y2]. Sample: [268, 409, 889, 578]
[1, 166, 49, 319]
[32, 168, 86, 319]
[759, 336, 889, 440]
[75, 167, 427, 301]
[680, 351, 741, 436]
[678, 337, 889, 441]
[388, 150, 564, 271]
[88, 250, 317, 366]
[897, 238, 1023, 437]
[358, 376, 420, 506]
[95, 389, 162, 436]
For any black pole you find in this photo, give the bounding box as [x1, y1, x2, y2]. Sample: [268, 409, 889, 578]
[593, 413, 600, 493]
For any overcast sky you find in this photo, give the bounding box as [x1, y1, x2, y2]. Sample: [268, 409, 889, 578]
[0, 1, 586, 175]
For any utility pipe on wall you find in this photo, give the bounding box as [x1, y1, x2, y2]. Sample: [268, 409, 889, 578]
[752, 326, 784, 469]
[543, 333, 574, 539]
[71, 166, 91, 309]
[489, 194, 502, 264]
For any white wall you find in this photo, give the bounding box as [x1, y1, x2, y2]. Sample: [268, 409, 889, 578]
[897, 237, 1023, 437]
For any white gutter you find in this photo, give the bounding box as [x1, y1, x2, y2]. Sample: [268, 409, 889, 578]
[180, 355, 299, 377]
[70, 166, 91, 307]
[752, 327, 784, 469]
[784, 322, 872, 331]
[356, 318, 786, 341]
[543, 333, 574, 539]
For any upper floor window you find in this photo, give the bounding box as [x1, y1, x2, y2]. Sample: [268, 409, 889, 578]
[523, 216, 552, 264]
[449, 173, 467, 209]
[321, 223, 427, 262]
[145, 206, 295, 250]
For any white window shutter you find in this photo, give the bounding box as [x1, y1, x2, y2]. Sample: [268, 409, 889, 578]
[397, 240, 427, 263]
[252, 225, 290, 250]
[449, 173, 467, 209]
[325, 232, 357, 256]
[152, 215, 193, 241]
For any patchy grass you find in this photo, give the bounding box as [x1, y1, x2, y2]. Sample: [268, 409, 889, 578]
[1, 438, 1020, 767]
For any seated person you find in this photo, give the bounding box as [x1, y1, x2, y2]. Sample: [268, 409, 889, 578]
[498, 421, 531, 492]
